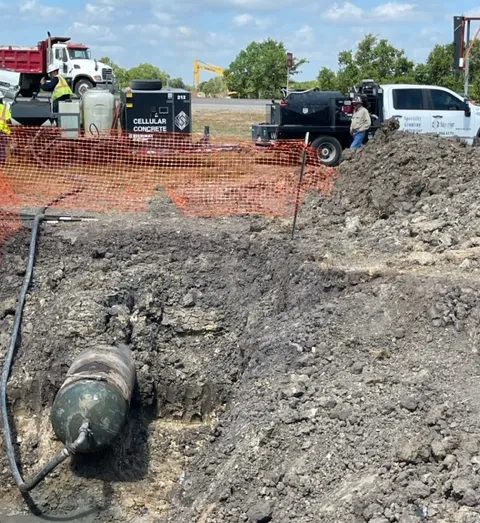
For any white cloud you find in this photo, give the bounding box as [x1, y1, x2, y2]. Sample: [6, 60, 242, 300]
[177, 26, 193, 36]
[322, 1, 418, 22]
[94, 45, 124, 55]
[122, 23, 235, 55]
[19, 0, 65, 17]
[69, 22, 117, 42]
[153, 10, 173, 22]
[98, 0, 135, 4]
[19, 0, 34, 10]
[420, 27, 441, 43]
[124, 23, 171, 38]
[464, 7, 480, 17]
[294, 25, 315, 47]
[85, 2, 115, 16]
[371, 2, 416, 19]
[233, 13, 254, 26]
[323, 2, 363, 20]
[233, 13, 271, 28]
[212, 0, 286, 7]
[147, 0, 290, 11]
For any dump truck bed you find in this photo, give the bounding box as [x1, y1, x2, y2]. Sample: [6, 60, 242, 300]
[0, 44, 45, 74]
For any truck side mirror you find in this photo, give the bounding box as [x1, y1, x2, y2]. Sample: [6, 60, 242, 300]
[465, 103, 471, 117]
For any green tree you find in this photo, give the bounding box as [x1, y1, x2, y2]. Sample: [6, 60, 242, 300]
[168, 77, 186, 89]
[422, 43, 462, 92]
[99, 56, 129, 87]
[127, 63, 169, 84]
[335, 49, 361, 92]
[316, 67, 338, 90]
[224, 39, 307, 98]
[412, 63, 429, 84]
[334, 34, 415, 90]
[289, 80, 318, 90]
[420, 41, 480, 96]
[199, 76, 226, 97]
[99, 58, 180, 89]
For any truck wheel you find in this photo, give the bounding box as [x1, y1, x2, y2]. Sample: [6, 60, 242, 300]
[130, 79, 163, 90]
[75, 79, 93, 97]
[311, 136, 342, 167]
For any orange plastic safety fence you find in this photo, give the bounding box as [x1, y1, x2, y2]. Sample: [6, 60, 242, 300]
[0, 169, 22, 253]
[2, 127, 335, 219]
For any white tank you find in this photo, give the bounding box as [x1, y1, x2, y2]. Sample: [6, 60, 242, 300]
[82, 88, 115, 135]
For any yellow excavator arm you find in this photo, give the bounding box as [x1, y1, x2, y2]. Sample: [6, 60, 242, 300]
[193, 59, 237, 96]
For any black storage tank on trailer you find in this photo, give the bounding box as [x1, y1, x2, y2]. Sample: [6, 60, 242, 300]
[274, 90, 345, 126]
[120, 80, 192, 139]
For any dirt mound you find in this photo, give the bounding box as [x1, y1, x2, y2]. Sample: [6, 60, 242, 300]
[337, 126, 480, 222]
[300, 124, 480, 262]
[1, 207, 480, 522]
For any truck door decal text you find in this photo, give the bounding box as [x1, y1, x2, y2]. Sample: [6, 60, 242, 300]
[403, 116, 422, 129]
[432, 119, 455, 135]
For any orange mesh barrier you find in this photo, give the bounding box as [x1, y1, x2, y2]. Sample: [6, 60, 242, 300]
[0, 127, 335, 236]
[0, 168, 22, 253]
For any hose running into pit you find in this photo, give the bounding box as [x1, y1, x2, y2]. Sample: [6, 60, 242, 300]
[0, 185, 88, 492]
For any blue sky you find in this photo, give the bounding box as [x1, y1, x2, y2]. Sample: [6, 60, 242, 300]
[1, 0, 480, 83]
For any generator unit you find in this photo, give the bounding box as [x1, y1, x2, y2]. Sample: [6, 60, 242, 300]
[120, 81, 192, 139]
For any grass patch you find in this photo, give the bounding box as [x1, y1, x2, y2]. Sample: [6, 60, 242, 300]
[192, 109, 265, 139]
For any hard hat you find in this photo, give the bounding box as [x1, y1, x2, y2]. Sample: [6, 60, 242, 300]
[47, 63, 59, 74]
[352, 95, 363, 104]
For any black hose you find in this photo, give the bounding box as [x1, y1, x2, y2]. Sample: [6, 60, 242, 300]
[88, 122, 100, 137]
[1, 211, 46, 489]
[0, 187, 86, 493]
[17, 421, 89, 492]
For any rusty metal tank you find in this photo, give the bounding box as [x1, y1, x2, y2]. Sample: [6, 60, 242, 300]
[51, 344, 136, 453]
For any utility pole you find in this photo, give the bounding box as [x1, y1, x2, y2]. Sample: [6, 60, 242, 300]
[454, 16, 480, 97]
[464, 19, 471, 96]
[286, 52, 293, 94]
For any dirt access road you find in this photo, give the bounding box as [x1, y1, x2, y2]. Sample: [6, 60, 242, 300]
[1, 127, 480, 522]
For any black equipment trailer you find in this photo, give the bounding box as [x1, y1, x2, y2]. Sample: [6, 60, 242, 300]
[251, 81, 384, 166]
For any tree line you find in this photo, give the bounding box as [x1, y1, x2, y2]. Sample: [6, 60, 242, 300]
[99, 57, 188, 90]
[101, 33, 480, 99]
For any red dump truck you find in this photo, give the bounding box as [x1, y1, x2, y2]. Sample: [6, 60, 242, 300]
[0, 33, 116, 97]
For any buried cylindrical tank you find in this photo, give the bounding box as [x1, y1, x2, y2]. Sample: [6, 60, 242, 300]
[51, 343, 136, 453]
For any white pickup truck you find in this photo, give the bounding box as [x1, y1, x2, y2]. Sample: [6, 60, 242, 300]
[358, 81, 480, 144]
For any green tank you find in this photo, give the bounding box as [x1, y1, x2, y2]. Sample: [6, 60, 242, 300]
[51, 344, 136, 453]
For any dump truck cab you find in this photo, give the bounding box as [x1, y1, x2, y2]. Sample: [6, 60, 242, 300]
[49, 38, 115, 96]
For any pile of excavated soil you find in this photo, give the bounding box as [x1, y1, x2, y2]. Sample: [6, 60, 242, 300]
[301, 123, 480, 265]
[1, 132, 480, 522]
